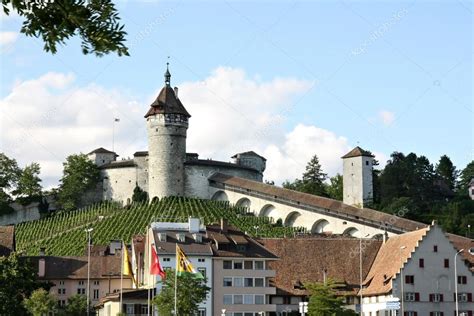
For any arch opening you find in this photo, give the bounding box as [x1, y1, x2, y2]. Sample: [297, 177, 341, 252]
[284, 211, 301, 227]
[235, 197, 251, 212]
[372, 234, 384, 240]
[311, 219, 330, 234]
[211, 190, 229, 202]
[343, 227, 359, 237]
[259, 204, 276, 217]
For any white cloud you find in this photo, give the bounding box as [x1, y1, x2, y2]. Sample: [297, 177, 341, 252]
[379, 110, 395, 126]
[1, 67, 378, 188]
[0, 31, 18, 48]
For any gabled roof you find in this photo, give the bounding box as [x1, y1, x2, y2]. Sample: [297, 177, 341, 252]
[231, 151, 267, 161]
[144, 86, 190, 118]
[361, 226, 430, 296]
[0, 226, 15, 256]
[261, 237, 382, 295]
[99, 160, 136, 169]
[341, 146, 374, 159]
[87, 147, 117, 156]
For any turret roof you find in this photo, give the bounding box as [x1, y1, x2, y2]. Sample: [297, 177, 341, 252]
[144, 64, 191, 118]
[341, 146, 374, 159]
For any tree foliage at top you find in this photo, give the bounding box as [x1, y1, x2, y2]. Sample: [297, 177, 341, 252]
[13, 162, 42, 204]
[58, 294, 90, 316]
[2, 0, 129, 56]
[58, 153, 100, 211]
[0, 253, 45, 315]
[23, 288, 57, 316]
[459, 161, 474, 193]
[305, 278, 357, 316]
[436, 155, 458, 190]
[132, 183, 148, 203]
[153, 270, 210, 316]
[283, 155, 328, 197]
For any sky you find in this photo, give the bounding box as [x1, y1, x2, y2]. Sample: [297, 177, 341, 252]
[0, 0, 472, 189]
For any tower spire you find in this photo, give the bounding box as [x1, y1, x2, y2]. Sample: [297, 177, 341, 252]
[164, 61, 171, 86]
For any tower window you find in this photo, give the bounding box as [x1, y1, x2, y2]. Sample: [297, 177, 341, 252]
[366, 161, 369, 165]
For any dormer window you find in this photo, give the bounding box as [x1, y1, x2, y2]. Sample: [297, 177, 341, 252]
[193, 233, 202, 243]
[158, 232, 167, 242]
[176, 233, 185, 242]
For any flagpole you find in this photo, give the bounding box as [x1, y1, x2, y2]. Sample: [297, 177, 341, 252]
[174, 243, 178, 316]
[112, 118, 115, 153]
[120, 241, 123, 313]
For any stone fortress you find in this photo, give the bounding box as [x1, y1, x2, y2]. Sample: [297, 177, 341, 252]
[87, 65, 422, 239]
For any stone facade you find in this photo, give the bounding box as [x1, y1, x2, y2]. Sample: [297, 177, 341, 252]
[342, 147, 374, 208]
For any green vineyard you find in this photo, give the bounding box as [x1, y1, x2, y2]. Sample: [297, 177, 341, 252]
[15, 197, 306, 256]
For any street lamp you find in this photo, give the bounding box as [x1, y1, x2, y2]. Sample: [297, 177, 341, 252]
[359, 233, 370, 315]
[399, 246, 407, 316]
[85, 228, 94, 316]
[221, 309, 226, 316]
[455, 249, 464, 316]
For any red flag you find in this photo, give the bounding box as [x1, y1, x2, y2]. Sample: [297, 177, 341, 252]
[150, 245, 166, 278]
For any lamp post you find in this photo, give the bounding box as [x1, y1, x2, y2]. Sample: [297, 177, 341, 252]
[359, 233, 369, 315]
[399, 246, 406, 316]
[455, 249, 464, 316]
[85, 228, 94, 316]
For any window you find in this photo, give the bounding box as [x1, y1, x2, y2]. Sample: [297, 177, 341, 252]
[405, 275, 414, 284]
[163, 257, 171, 262]
[255, 295, 264, 304]
[59, 281, 64, 285]
[58, 300, 66, 307]
[197, 309, 206, 316]
[234, 261, 243, 269]
[197, 267, 206, 279]
[93, 280, 99, 286]
[444, 259, 449, 268]
[457, 293, 468, 302]
[78, 281, 85, 286]
[244, 260, 253, 269]
[419, 258, 424, 268]
[244, 278, 253, 287]
[93, 289, 99, 300]
[126, 304, 134, 314]
[255, 278, 264, 287]
[405, 312, 417, 316]
[366, 161, 369, 166]
[223, 277, 232, 287]
[57, 288, 61, 295]
[429, 293, 443, 302]
[433, 245, 438, 252]
[223, 295, 232, 305]
[458, 275, 467, 284]
[234, 295, 243, 304]
[254, 261, 264, 270]
[198, 258, 205, 262]
[430, 312, 443, 316]
[141, 306, 148, 315]
[223, 261, 232, 269]
[62, 289, 66, 294]
[243, 294, 253, 304]
[77, 288, 85, 295]
[404, 292, 418, 302]
[234, 277, 243, 287]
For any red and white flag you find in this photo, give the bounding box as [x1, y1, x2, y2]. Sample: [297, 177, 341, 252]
[150, 245, 166, 278]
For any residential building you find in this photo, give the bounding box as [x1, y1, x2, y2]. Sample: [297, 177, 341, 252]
[360, 223, 474, 315]
[0, 225, 15, 256]
[208, 221, 278, 316]
[261, 236, 382, 315]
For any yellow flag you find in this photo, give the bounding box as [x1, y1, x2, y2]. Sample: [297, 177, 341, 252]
[122, 242, 137, 286]
[176, 244, 203, 279]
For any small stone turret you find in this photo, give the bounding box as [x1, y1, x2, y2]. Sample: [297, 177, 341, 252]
[145, 64, 191, 199]
[342, 146, 374, 208]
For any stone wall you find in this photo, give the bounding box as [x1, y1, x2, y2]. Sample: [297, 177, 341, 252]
[0, 202, 40, 225]
[343, 155, 373, 207]
[102, 167, 137, 205]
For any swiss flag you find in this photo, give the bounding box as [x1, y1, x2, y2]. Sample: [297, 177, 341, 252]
[150, 245, 166, 278]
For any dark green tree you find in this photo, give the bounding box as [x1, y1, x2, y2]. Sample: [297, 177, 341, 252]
[58, 154, 100, 211]
[306, 279, 357, 316]
[58, 294, 90, 316]
[326, 174, 343, 201]
[0, 153, 21, 190]
[23, 288, 57, 316]
[283, 155, 328, 197]
[2, 0, 129, 56]
[458, 161, 474, 195]
[0, 253, 43, 315]
[435, 155, 458, 190]
[132, 183, 148, 203]
[153, 270, 210, 316]
[13, 162, 42, 204]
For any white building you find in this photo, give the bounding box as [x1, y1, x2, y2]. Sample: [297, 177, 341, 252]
[342, 146, 374, 208]
[360, 223, 474, 315]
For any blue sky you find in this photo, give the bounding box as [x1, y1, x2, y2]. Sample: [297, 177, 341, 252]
[0, 0, 472, 187]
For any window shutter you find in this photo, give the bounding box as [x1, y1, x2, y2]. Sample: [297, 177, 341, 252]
[440, 294, 444, 302]
[453, 293, 456, 301]
[415, 292, 420, 301]
[468, 311, 473, 316]
[414, 312, 418, 316]
[430, 313, 433, 316]
[440, 312, 444, 316]
[468, 293, 472, 302]
[429, 294, 433, 302]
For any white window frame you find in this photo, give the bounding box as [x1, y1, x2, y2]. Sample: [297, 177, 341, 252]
[404, 292, 415, 302]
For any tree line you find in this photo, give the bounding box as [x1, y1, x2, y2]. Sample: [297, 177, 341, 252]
[282, 152, 474, 237]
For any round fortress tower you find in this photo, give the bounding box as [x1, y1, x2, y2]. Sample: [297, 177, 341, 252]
[145, 64, 191, 199]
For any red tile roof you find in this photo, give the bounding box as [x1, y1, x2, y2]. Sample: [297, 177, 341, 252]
[144, 86, 190, 118]
[341, 146, 374, 159]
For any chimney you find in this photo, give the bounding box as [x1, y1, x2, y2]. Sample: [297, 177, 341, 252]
[38, 258, 45, 277]
[39, 247, 46, 256]
[220, 218, 228, 233]
[174, 87, 179, 98]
